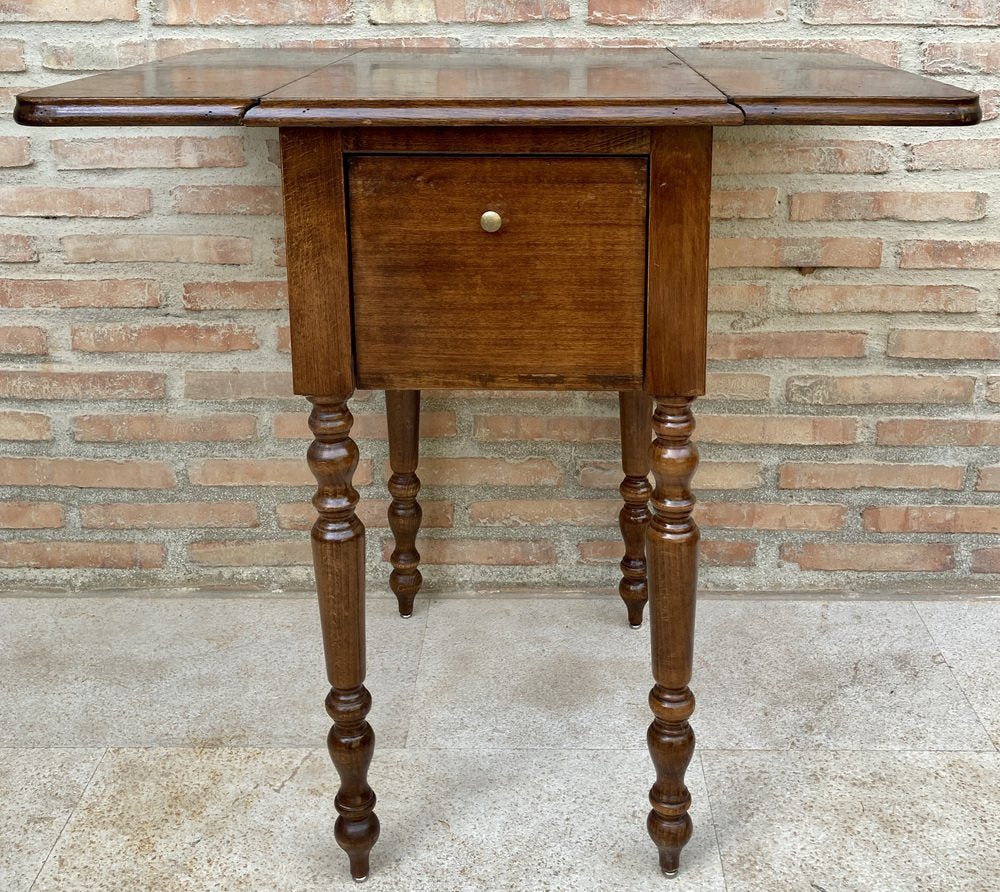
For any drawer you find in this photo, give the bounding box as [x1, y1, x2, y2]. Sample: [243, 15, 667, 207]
[347, 154, 648, 390]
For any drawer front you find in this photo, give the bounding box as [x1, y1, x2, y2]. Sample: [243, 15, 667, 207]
[348, 154, 648, 390]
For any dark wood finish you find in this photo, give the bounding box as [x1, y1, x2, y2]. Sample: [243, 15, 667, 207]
[646, 127, 713, 397]
[672, 48, 981, 126]
[618, 391, 653, 628]
[342, 126, 651, 155]
[308, 396, 379, 881]
[14, 48, 358, 126]
[348, 153, 647, 391]
[246, 48, 741, 127]
[386, 390, 423, 618]
[645, 397, 699, 877]
[279, 129, 354, 398]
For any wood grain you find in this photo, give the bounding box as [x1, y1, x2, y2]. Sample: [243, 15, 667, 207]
[279, 129, 354, 397]
[386, 389, 423, 618]
[349, 153, 648, 390]
[618, 391, 653, 628]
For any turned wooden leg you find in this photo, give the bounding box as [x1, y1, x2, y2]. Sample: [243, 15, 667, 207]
[645, 396, 698, 878]
[618, 390, 653, 628]
[386, 389, 422, 618]
[308, 395, 379, 881]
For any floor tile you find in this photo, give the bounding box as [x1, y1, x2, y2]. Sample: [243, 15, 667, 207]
[0, 598, 425, 748]
[693, 600, 993, 751]
[33, 746, 725, 892]
[702, 749, 1000, 892]
[0, 747, 103, 892]
[407, 598, 650, 749]
[915, 602, 1000, 750]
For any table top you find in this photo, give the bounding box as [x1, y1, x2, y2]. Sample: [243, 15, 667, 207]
[14, 47, 980, 129]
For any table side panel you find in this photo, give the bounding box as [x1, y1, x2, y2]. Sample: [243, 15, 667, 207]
[348, 153, 648, 390]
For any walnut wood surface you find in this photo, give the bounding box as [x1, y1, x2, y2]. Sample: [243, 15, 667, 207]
[673, 48, 981, 125]
[342, 126, 651, 154]
[618, 391, 653, 628]
[15, 47, 980, 129]
[646, 397, 699, 876]
[386, 390, 423, 618]
[279, 129, 354, 397]
[308, 397, 379, 881]
[646, 128, 713, 396]
[349, 153, 647, 390]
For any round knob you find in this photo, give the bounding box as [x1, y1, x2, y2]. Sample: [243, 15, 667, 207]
[480, 210, 502, 233]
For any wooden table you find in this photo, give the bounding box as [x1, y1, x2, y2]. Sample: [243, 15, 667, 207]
[15, 48, 980, 882]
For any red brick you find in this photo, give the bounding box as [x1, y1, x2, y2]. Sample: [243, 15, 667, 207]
[184, 370, 293, 400]
[272, 238, 286, 267]
[887, 329, 1000, 360]
[41, 38, 238, 71]
[0, 186, 150, 218]
[0, 371, 165, 400]
[0, 136, 30, 168]
[781, 543, 954, 572]
[697, 414, 857, 445]
[474, 415, 618, 442]
[0, 542, 163, 569]
[864, 507, 1000, 535]
[779, 462, 964, 491]
[711, 237, 881, 269]
[579, 538, 757, 567]
[379, 538, 555, 565]
[0, 502, 63, 529]
[900, 241, 1000, 270]
[189, 539, 310, 567]
[785, 374, 975, 405]
[0, 234, 37, 262]
[711, 188, 778, 219]
[81, 502, 258, 529]
[0, 457, 175, 489]
[708, 331, 866, 359]
[705, 373, 771, 401]
[418, 457, 561, 486]
[908, 139, 1000, 171]
[700, 38, 900, 67]
[273, 410, 457, 440]
[588, 0, 784, 24]
[972, 548, 1000, 573]
[63, 235, 251, 265]
[277, 326, 291, 352]
[189, 458, 373, 487]
[804, 0, 996, 24]
[277, 499, 454, 530]
[73, 413, 256, 442]
[988, 377, 1000, 404]
[72, 323, 258, 353]
[578, 460, 760, 490]
[51, 136, 245, 170]
[0, 326, 46, 355]
[0, 0, 136, 20]
[279, 37, 459, 49]
[182, 281, 286, 311]
[708, 284, 768, 313]
[171, 185, 283, 215]
[0, 39, 25, 71]
[789, 191, 986, 222]
[976, 467, 1000, 491]
[713, 140, 891, 175]
[698, 502, 847, 531]
[877, 419, 1000, 447]
[0, 411, 51, 441]
[0, 279, 159, 308]
[788, 284, 978, 314]
[923, 42, 1000, 74]
[470, 499, 618, 527]
[160, 0, 351, 24]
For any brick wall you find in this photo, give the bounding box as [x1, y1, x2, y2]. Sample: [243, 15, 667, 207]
[0, 1, 998, 593]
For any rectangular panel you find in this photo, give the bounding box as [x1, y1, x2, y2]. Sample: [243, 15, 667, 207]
[348, 154, 648, 390]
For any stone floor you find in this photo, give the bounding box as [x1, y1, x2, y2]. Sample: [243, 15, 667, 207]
[2, 591, 999, 892]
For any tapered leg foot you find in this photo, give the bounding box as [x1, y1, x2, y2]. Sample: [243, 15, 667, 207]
[618, 391, 652, 627]
[386, 390, 422, 617]
[308, 396, 379, 880]
[645, 396, 699, 877]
